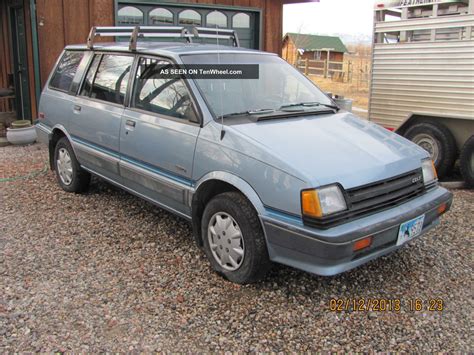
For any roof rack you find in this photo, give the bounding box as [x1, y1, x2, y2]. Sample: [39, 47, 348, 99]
[87, 26, 193, 50]
[86, 25, 240, 51]
[192, 27, 240, 47]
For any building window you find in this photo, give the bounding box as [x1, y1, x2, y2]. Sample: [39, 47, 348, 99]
[206, 11, 227, 28]
[178, 10, 201, 26]
[232, 13, 250, 28]
[149, 8, 173, 25]
[114, 2, 259, 49]
[117, 6, 144, 25]
[314, 51, 322, 60]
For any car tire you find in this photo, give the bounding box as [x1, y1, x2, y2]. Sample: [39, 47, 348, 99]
[201, 191, 271, 284]
[404, 121, 456, 178]
[54, 137, 90, 193]
[460, 135, 474, 188]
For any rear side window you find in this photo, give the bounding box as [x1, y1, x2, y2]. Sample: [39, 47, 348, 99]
[80, 54, 134, 105]
[49, 51, 84, 92]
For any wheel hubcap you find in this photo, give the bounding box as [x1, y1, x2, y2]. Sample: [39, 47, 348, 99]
[207, 212, 245, 271]
[57, 148, 73, 185]
[412, 134, 440, 164]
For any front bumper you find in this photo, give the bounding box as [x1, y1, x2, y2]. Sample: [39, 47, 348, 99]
[260, 186, 453, 276]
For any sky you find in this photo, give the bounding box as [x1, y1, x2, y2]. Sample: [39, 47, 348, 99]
[283, 0, 376, 37]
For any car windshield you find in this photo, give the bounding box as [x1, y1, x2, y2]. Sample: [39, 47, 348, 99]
[180, 53, 333, 118]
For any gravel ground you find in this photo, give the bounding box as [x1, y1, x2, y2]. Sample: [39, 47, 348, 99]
[1, 143, 473, 352]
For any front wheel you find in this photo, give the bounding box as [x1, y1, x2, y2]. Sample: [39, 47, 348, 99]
[201, 191, 271, 284]
[54, 137, 90, 192]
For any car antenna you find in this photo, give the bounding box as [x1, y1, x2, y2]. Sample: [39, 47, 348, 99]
[216, 25, 226, 140]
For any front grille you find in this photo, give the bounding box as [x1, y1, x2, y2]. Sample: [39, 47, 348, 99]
[304, 169, 426, 229]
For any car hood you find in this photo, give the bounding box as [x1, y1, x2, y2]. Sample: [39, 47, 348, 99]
[229, 112, 428, 189]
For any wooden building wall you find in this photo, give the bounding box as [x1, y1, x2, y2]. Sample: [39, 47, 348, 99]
[0, 0, 37, 117]
[36, 0, 114, 86]
[35, 0, 284, 87]
[282, 36, 297, 64]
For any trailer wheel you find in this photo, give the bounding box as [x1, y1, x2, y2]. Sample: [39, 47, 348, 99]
[460, 136, 474, 188]
[404, 121, 456, 178]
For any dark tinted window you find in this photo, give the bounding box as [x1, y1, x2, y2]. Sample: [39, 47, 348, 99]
[132, 57, 196, 121]
[83, 54, 134, 105]
[50, 51, 84, 92]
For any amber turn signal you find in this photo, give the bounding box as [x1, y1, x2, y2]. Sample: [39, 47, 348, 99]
[431, 160, 438, 180]
[353, 236, 372, 252]
[301, 190, 322, 218]
[437, 203, 447, 215]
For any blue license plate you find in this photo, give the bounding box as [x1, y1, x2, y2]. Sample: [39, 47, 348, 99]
[397, 214, 425, 246]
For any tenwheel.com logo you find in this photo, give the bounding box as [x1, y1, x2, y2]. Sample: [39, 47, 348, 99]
[157, 64, 259, 79]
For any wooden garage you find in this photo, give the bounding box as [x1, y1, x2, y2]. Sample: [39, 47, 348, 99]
[0, 0, 317, 124]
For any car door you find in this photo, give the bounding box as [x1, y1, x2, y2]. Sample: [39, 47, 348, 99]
[119, 56, 201, 216]
[69, 53, 134, 182]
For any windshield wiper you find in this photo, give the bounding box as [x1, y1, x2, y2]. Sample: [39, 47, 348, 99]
[220, 102, 339, 120]
[279, 102, 339, 112]
[220, 108, 275, 119]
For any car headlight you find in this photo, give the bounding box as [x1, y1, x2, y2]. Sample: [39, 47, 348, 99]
[301, 185, 347, 218]
[421, 159, 438, 186]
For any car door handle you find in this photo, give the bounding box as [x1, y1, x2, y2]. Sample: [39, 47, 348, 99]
[73, 105, 81, 112]
[125, 119, 136, 127]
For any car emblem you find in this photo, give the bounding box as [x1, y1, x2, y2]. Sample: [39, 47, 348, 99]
[412, 175, 422, 184]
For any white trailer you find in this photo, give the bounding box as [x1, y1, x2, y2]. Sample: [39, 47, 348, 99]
[368, 0, 474, 185]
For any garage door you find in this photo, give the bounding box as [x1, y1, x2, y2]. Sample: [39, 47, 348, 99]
[116, 3, 260, 49]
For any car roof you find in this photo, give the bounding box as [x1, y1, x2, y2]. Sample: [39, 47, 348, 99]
[65, 42, 276, 57]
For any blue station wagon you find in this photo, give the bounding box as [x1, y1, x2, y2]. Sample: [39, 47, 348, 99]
[35, 26, 453, 284]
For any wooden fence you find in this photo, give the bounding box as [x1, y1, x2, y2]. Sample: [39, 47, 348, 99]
[295, 56, 371, 88]
[296, 58, 344, 79]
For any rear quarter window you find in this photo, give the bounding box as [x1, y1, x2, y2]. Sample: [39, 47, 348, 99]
[49, 51, 84, 92]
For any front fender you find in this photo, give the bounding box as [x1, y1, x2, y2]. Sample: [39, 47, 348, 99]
[194, 171, 265, 214]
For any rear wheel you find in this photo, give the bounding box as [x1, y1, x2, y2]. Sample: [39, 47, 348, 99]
[201, 191, 271, 284]
[404, 121, 456, 178]
[460, 136, 474, 188]
[54, 137, 90, 192]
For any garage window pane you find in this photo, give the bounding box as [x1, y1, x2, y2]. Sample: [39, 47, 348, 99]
[232, 13, 250, 28]
[179, 10, 201, 26]
[149, 8, 173, 25]
[118, 6, 144, 25]
[207, 11, 227, 28]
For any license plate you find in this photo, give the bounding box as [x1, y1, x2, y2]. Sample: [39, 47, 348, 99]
[397, 214, 425, 246]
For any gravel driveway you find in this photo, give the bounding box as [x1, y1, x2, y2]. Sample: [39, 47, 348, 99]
[1, 143, 472, 352]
